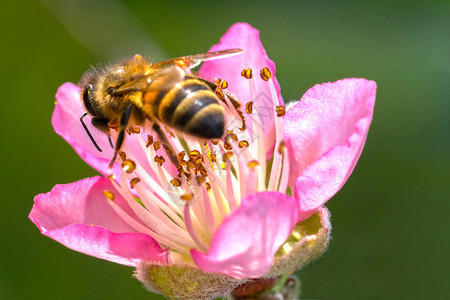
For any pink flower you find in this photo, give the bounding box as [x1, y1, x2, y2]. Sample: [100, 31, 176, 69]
[29, 23, 376, 299]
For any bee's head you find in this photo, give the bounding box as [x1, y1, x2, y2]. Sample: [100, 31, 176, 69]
[78, 67, 101, 118]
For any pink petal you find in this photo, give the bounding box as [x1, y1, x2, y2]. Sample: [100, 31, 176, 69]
[199, 23, 283, 149]
[29, 176, 168, 266]
[191, 192, 299, 279]
[52, 82, 121, 177]
[284, 78, 376, 220]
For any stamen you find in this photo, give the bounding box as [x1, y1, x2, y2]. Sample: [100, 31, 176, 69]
[241, 68, 253, 79]
[121, 159, 136, 173]
[183, 202, 209, 252]
[260, 67, 272, 81]
[146, 135, 154, 147]
[238, 140, 249, 148]
[119, 151, 126, 161]
[102, 190, 115, 201]
[154, 140, 162, 151]
[247, 160, 259, 168]
[245, 101, 253, 114]
[154, 155, 165, 166]
[130, 177, 140, 188]
[170, 178, 181, 187]
[276, 105, 286, 117]
[216, 78, 228, 89]
[215, 87, 225, 100]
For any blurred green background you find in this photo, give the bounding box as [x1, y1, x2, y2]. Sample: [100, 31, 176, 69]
[1, 0, 448, 299]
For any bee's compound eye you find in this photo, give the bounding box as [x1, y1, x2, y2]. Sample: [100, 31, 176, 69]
[82, 84, 96, 116]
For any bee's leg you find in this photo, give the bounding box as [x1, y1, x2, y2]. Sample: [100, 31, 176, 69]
[152, 123, 180, 168]
[80, 112, 103, 152]
[109, 105, 133, 168]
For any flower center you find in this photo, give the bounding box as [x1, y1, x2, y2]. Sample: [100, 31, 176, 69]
[102, 67, 289, 260]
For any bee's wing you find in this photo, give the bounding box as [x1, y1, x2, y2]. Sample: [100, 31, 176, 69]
[113, 64, 185, 94]
[152, 48, 243, 70]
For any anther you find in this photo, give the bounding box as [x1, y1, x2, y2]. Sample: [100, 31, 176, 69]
[241, 68, 253, 79]
[195, 156, 204, 164]
[146, 135, 154, 148]
[211, 140, 219, 145]
[247, 160, 259, 168]
[260, 67, 272, 81]
[216, 79, 228, 89]
[119, 151, 126, 161]
[215, 87, 225, 100]
[196, 176, 206, 185]
[102, 190, 115, 201]
[154, 141, 162, 151]
[130, 178, 140, 188]
[107, 174, 115, 180]
[154, 155, 165, 166]
[278, 141, 286, 154]
[180, 194, 193, 201]
[205, 182, 211, 191]
[276, 105, 286, 117]
[245, 102, 253, 114]
[210, 152, 217, 162]
[131, 127, 141, 134]
[189, 150, 201, 160]
[122, 159, 136, 173]
[238, 140, 249, 148]
[170, 178, 182, 187]
[223, 152, 234, 162]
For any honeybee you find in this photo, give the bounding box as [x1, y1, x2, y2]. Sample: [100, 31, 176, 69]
[78, 49, 243, 168]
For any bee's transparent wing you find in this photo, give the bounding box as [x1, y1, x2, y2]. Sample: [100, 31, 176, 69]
[113, 64, 185, 94]
[152, 48, 243, 70]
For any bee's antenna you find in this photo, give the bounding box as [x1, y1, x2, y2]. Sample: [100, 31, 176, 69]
[80, 112, 103, 152]
[108, 136, 114, 149]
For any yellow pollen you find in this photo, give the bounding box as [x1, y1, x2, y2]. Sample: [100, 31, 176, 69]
[195, 156, 204, 164]
[102, 190, 115, 201]
[186, 160, 196, 170]
[127, 127, 141, 134]
[133, 54, 143, 60]
[276, 105, 286, 117]
[247, 160, 259, 168]
[238, 140, 249, 148]
[170, 178, 181, 187]
[154, 140, 162, 151]
[223, 152, 234, 162]
[220, 163, 226, 170]
[245, 101, 253, 114]
[210, 152, 217, 162]
[180, 193, 193, 201]
[189, 150, 201, 160]
[278, 141, 286, 154]
[224, 142, 233, 150]
[260, 67, 272, 81]
[196, 176, 206, 185]
[122, 159, 136, 173]
[216, 79, 228, 89]
[130, 177, 140, 188]
[215, 87, 225, 100]
[146, 135, 154, 147]
[205, 182, 211, 191]
[241, 68, 253, 79]
[154, 155, 165, 166]
[118, 151, 126, 161]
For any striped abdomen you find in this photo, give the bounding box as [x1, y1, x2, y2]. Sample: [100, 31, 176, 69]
[146, 78, 225, 139]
